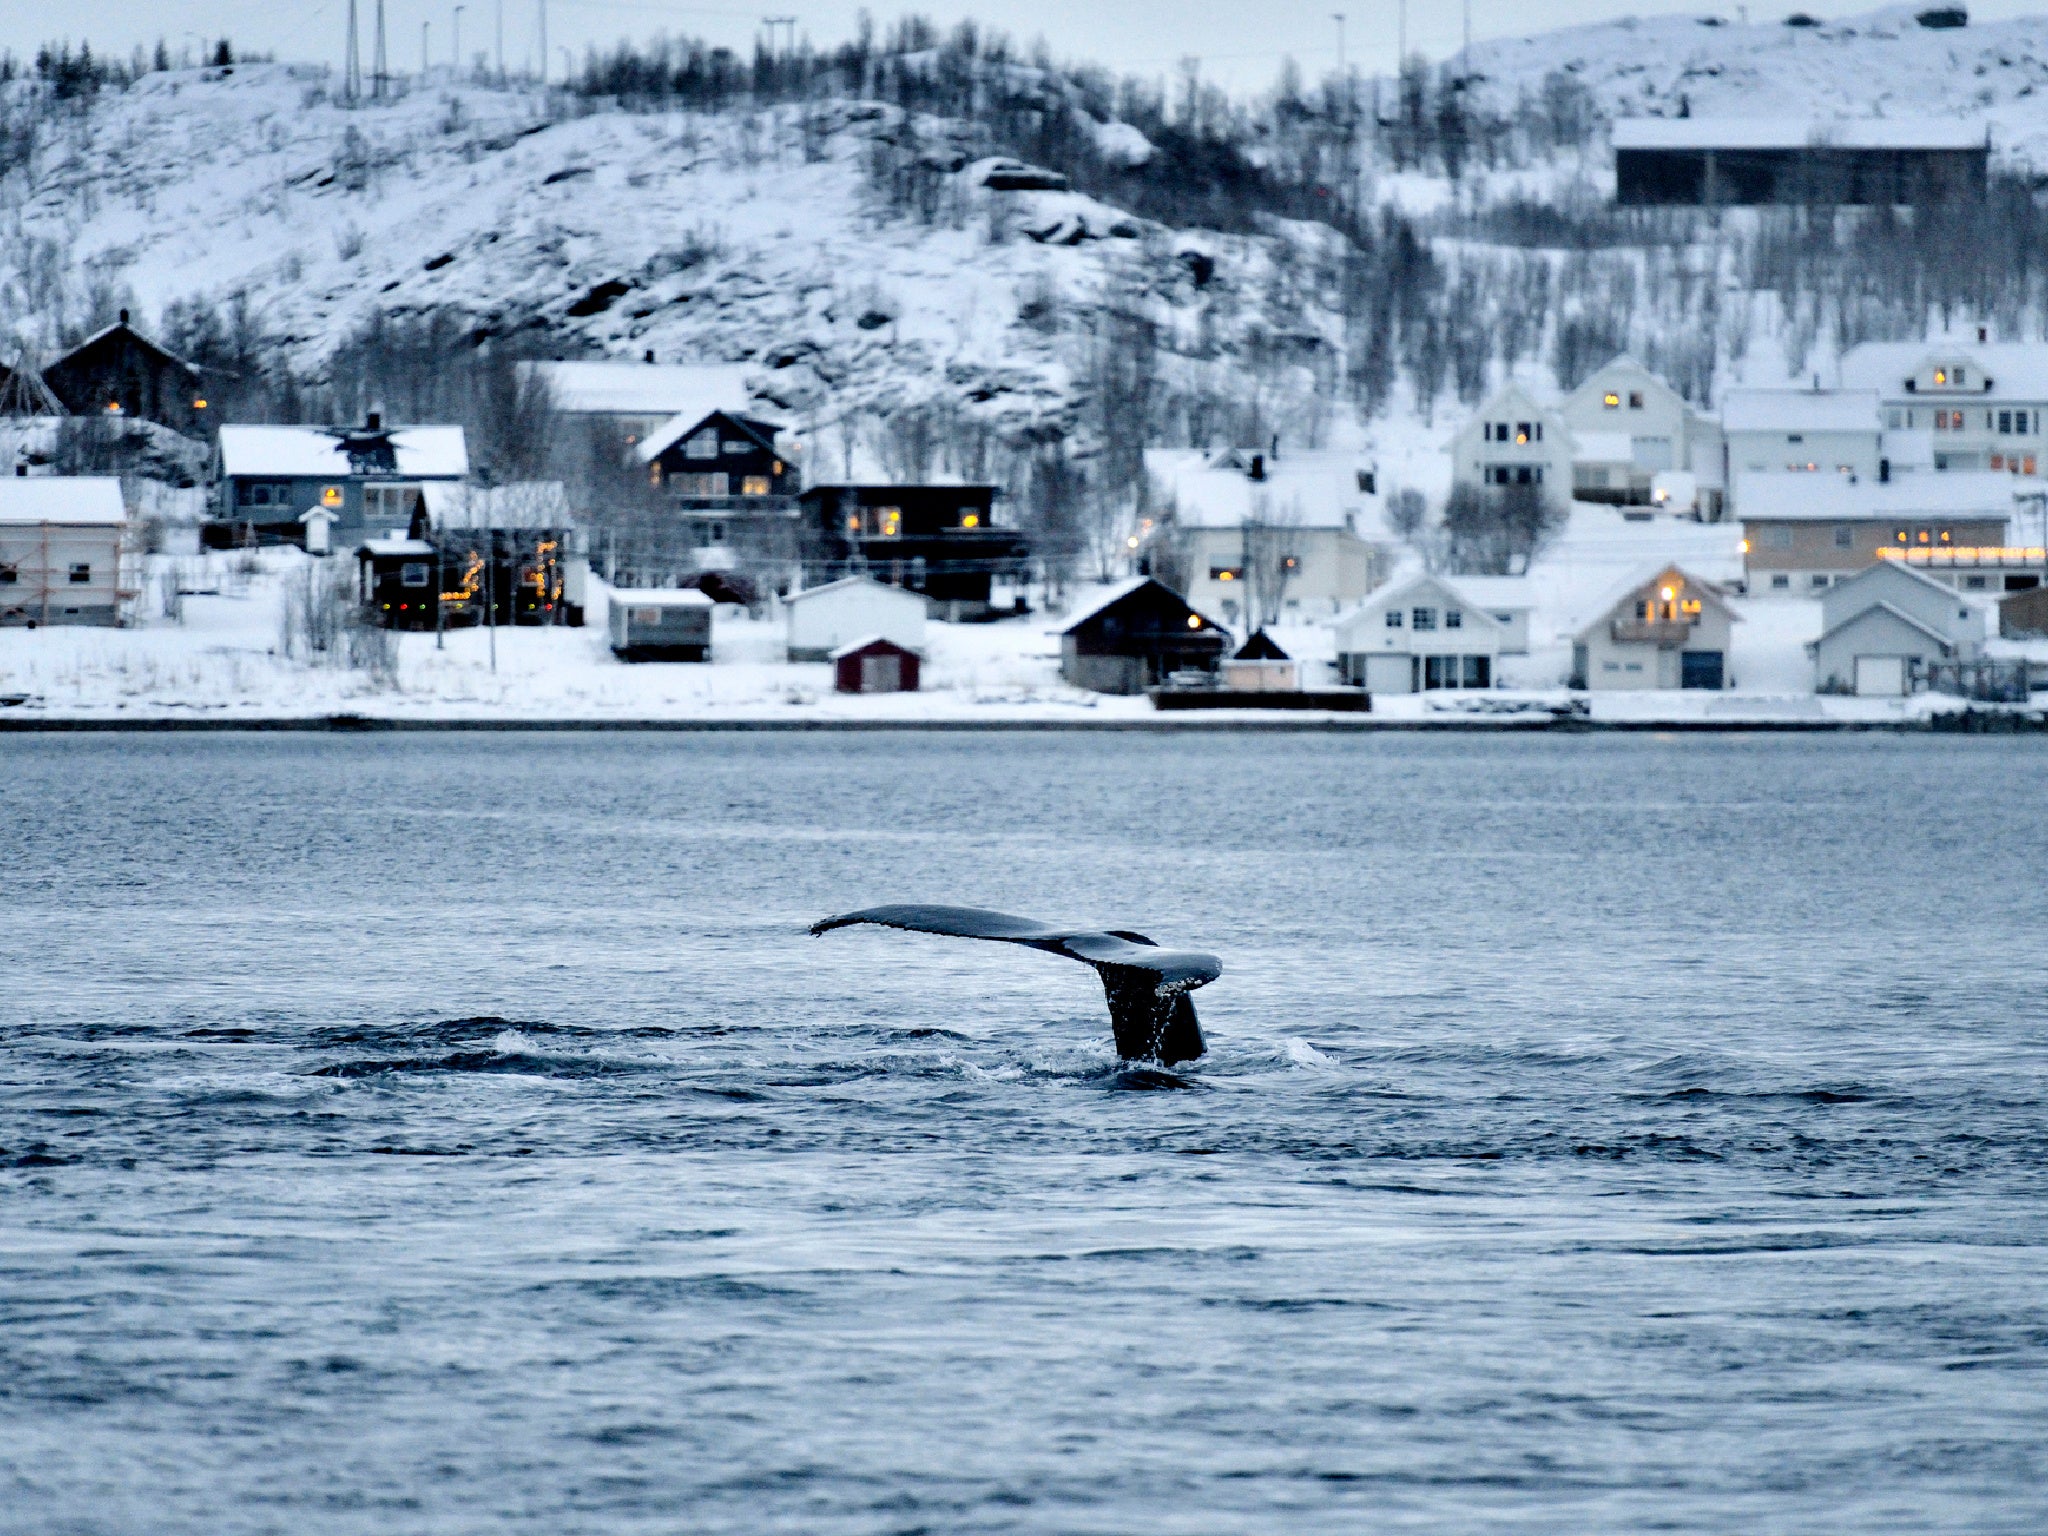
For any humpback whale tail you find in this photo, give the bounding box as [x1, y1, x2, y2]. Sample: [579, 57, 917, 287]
[810, 904, 1219, 1065]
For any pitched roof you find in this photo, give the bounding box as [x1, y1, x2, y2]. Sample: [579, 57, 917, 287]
[1060, 576, 1226, 634]
[1722, 389, 1881, 435]
[636, 408, 785, 463]
[1840, 341, 2048, 401]
[0, 476, 126, 525]
[1336, 572, 1509, 641]
[422, 481, 572, 529]
[829, 633, 918, 659]
[49, 320, 200, 378]
[524, 361, 753, 417]
[1612, 118, 1987, 152]
[219, 424, 469, 479]
[1573, 563, 1738, 641]
[1813, 599, 1957, 651]
[1233, 628, 1290, 660]
[1733, 470, 2017, 521]
[1145, 448, 1377, 532]
[614, 586, 714, 608]
[786, 574, 927, 607]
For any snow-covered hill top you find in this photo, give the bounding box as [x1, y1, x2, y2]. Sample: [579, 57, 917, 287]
[1468, 7, 2048, 165]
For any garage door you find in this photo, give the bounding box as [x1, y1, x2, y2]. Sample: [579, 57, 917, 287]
[1854, 655, 1907, 697]
[1680, 651, 1723, 690]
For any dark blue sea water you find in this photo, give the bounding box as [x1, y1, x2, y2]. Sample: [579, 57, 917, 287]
[3, 731, 2046, 1534]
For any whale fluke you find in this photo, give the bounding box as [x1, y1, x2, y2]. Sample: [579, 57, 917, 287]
[810, 904, 1219, 1065]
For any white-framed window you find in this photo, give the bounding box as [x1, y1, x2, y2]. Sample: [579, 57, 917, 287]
[68, 563, 91, 583]
[1770, 573, 1790, 589]
[686, 431, 719, 459]
[1445, 609, 1463, 629]
[1411, 606, 1437, 632]
[399, 563, 430, 588]
[1384, 609, 1403, 628]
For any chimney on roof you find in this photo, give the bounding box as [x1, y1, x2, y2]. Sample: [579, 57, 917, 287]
[1978, 325, 1989, 343]
[366, 410, 382, 430]
[118, 308, 129, 325]
[14, 462, 24, 477]
[644, 349, 655, 363]
[1812, 373, 1820, 391]
[1248, 453, 1266, 481]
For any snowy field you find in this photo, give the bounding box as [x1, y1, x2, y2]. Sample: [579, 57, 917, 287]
[0, 540, 2014, 728]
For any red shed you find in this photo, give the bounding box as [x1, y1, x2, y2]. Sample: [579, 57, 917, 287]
[832, 635, 921, 693]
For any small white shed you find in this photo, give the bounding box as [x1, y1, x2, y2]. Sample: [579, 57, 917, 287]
[786, 575, 927, 662]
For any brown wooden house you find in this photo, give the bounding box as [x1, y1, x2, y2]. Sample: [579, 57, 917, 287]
[39, 311, 208, 435]
[1060, 578, 1229, 694]
[796, 482, 1026, 613]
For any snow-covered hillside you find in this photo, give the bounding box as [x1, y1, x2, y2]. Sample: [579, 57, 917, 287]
[1468, 7, 2048, 167]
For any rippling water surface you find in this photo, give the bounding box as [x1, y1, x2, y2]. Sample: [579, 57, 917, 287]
[4, 731, 2047, 1533]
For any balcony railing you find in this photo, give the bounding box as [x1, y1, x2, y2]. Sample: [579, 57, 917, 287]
[1611, 617, 1697, 645]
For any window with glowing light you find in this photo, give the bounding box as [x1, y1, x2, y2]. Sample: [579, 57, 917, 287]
[1603, 392, 1620, 409]
[741, 475, 771, 496]
[959, 509, 981, 528]
[1209, 566, 1242, 582]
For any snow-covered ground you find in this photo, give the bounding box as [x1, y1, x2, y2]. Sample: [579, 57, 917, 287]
[0, 546, 2019, 728]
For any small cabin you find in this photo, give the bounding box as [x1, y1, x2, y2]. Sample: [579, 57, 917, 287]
[611, 589, 713, 661]
[1060, 578, 1230, 694]
[832, 635, 921, 693]
[786, 575, 927, 661]
[1220, 629, 1298, 692]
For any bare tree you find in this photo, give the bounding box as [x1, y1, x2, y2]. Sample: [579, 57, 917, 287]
[1240, 497, 1303, 631]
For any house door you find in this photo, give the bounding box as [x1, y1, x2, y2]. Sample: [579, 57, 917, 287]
[860, 653, 901, 692]
[1853, 655, 1906, 697]
[1680, 651, 1724, 690]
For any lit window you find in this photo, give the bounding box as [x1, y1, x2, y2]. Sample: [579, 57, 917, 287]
[321, 485, 344, 508]
[741, 475, 771, 496]
[1185, 615, 1201, 630]
[648, 463, 663, 487]
[68, 563, 91, 583]
[960, 510, 981, 528]
[193, 398, 208, 410]
[1514, 421, 1532, 445]
[1412, 606, 1437, 632]
[1602, 392, 1620, 409]
[845, 514, 861, 534]
[874, 507, 902, 538]
[1934, 368, 1948, 385]
[1210, 566, 1242, 582]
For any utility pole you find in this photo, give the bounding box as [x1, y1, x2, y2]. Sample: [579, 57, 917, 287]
[1333, 12, 1345, 75]
[373, 0, 388, 97]
[421, 20, 430, 77]
[454, 4, 465, 71]
[1398, 0, 1407, 68]
[537, 0, 546, 82]
[1462, 0, 1471, 80]
[345, 0, 361, 101]
[495, 0, 503, 78]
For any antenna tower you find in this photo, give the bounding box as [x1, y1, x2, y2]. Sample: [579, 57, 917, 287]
[344, 0, 362, 101]
[373, 0, 389, 97]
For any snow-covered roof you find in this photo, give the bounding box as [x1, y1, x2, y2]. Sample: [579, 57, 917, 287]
[636, 408, 786, 463]
[613, 587, 713, 608]
[786, 574, 925, 607]
[0, 476, 126, 525]
[1445, 575, 1537, 612]
[1573, 564, 1738, 641]
[1721, 389, 1880, 435]
[359, 537, 436, 556]
[1571, 430, 1634, 464]
[219, 424, 469, 479]
[525, 361, 753, 417]
[1841, 341, 2048, 400]
[1059, 576, 1225, 635]
[1336, 573, 1509, 641]
[1612, 118, 1987, 152]
[1733, 470, 2019, 522]
[829, 633, 916, 659]
[1146, 448, 1378, 533]
[422, 481, 572, 529]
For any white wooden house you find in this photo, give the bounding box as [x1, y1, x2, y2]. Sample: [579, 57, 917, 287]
[1449, 382, 1573, 504]
[1332, 573, 1509, 692]
[1570, 564, 1738, 690]
[785, 575, 926, 661]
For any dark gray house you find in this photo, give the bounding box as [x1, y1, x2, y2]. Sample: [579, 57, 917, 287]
[212, 416, 469, 549]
